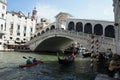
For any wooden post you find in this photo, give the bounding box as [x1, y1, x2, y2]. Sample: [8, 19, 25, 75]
[90, 34, 94, 70]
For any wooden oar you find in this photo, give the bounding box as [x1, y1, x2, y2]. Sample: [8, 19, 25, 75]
[28, 56, 33, 59]
[23, 56, 27, 59]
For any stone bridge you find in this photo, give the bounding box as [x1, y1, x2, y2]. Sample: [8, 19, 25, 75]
[26, 29, 115, 53]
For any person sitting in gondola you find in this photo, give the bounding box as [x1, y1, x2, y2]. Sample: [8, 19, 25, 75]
[71, 53, 76, 58]
[66, 53, 76, 60]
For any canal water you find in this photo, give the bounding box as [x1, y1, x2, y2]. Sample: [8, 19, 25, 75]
[0, 52, 97, 80]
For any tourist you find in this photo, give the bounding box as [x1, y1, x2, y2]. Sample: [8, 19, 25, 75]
[32, 58, 37, 62]
[108, 54, 120, 79]
[106, 48, 113, 61]
[71, 53, 76, 58]
[26, 58, 32, 64]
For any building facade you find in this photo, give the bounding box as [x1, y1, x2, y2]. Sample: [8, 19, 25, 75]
[0, 0, 36, 50]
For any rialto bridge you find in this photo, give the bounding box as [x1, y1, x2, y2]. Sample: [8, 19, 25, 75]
[26, 12, 116, 53]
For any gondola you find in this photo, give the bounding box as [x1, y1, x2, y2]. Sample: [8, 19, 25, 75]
[82, 52, 91, 58]
[57, 53, 75, 64]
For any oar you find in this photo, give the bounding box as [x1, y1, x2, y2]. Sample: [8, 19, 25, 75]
[57, 53, 59, 57]
[28, 56, 33, 59]
[23, 56, 27, 59]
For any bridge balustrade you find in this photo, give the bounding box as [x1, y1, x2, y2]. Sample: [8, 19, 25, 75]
[26, 29, 115, 51]
[27, 29, 90, 45]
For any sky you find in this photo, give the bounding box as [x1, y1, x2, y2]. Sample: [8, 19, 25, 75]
[6, 0, 114, 22]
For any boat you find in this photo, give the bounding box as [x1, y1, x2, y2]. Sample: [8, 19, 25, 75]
[19, 60, 42, 68]
[57, 53, 75, 64]
[82, 52, 91, 57]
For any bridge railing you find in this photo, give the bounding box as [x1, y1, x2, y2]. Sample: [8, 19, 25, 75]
[26, 29, 90, 45]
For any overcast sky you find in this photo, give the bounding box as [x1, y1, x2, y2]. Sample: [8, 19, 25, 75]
[7, 0, 114, 22]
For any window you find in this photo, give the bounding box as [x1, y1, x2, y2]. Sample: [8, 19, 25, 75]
[17, 25, 20, 30]
[10, 23, 13, 35]
[4, 23, 6, 31]
[24, 26, 26, 36]
[10, 31, 13, 35]
[10, 37, 13, 40]
[24, 26, 26, 32]
[2, 5, 5, 10]
[1, 24, 3, 30]
[10, 23, 13, 29]
[30, 27, 33, 32]
[16, 38, 20, 40]
[17, 32, 20, 36]
[24, 33, 26, 36]
[12, 14, 14, 16]
[2, 14, 4, 18]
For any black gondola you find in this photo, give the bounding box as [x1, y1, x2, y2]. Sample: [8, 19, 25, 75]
[82, 52, 91, 58]
[57, 53, 75, 64]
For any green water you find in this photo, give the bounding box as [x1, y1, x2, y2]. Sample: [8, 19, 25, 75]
[0, 52, 97, 80]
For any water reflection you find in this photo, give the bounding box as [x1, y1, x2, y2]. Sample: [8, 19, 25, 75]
[0, 52, 96, 80]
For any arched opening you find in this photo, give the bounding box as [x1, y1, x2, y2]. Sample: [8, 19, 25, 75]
[16, 38, 20, 41]
[30, 37, 33, 40]
[84, 23, 92, 34]
[76, 22, 83, 32]
[68, 21, 74, 31]
[37, 32, 40, 36]
[41, 31, 45, 34]
[94, 24, 103, 35]
[46, 28, 49, 32]
[34, 35, 36, 38]
[51, 25, 55, 30]
[105, 25, 115, 38]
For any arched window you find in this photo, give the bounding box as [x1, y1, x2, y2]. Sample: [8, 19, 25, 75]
[84, 23, 92, 34]
[76, 22, 83, 32]
[68, 21, 74, 31]
[16, 38, 20, 40]
[37, 32, 40, 36]
[51, 25, 55, 30]
[105, 25, 115, 38]
[41, 31, 45, 34]
[30, 37, 33, 40]
[34, 35, 36, 38]
[46, 28, 49, 32]
[94, 24, 103, 35]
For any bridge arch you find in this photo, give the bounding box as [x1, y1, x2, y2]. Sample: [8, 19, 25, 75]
[41, 31, 45, 34]
[37, 32, 40, 36]
[30, 37, 33, 40]
[34, 35, 37, 38]
[51, 25, 55, 30]
[68, 21, 75, 31]
[46, 28, 49, 32]
[105, 25, 115, 38]
[34, 35, 73, 52]
[94, 24, 103, 35]
[84, 23, 92, 34]
[76, 22, 83, 32]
